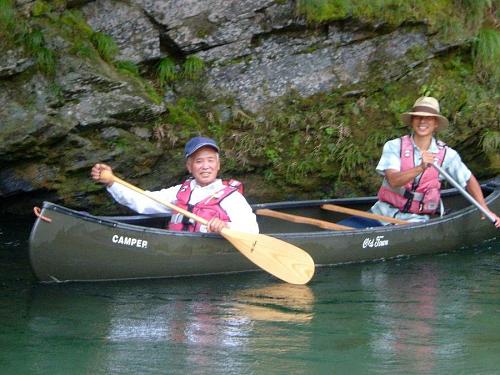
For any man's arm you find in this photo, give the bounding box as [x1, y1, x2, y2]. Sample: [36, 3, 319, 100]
[384, 150, 435, 188]
[91, 162, 178, 214]
[466, 175, 500, 228]
[220, 193, 259, 233]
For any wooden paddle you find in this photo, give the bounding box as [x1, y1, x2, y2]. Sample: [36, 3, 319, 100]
[101, 171, 315, 284]
[432, 162, 497, 225]
[256, 208, 353, 230]
[321, 204, 409, 225]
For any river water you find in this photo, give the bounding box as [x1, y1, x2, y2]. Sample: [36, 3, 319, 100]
[1, 219, 499, 374]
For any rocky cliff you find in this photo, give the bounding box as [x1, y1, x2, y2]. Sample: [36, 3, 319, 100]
[1, 0, 498, 215]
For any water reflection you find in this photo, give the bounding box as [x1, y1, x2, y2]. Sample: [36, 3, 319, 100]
[362, 263, 440, 374]
[3, 235, 499, 374]
[232, 284, 314, 322]
[25, 278, 315, 373]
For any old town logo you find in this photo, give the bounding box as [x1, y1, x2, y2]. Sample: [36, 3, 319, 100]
[362, 235, 389, 249]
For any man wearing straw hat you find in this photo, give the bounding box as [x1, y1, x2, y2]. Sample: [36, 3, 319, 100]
[371, 96, 499, 227]
[91, 136, 259, 234]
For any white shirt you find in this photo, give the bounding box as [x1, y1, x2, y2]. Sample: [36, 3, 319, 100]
[371, 135, 472, 223]
[107, 179, 259, 233]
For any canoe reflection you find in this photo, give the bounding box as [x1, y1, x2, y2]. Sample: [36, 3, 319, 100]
[26, 280, 315, 349]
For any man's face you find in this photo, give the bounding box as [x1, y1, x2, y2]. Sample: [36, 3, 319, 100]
[411, 115, 438, 137]
[186, 146, 220, 187]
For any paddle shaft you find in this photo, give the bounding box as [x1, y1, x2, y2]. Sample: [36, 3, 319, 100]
[256, 208, 353, 230]
[321, 204, 409, 225]
[432, 162, 496, 223]
[106, 173, 209, 226]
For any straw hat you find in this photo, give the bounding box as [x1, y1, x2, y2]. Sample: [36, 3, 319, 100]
[400, 96, 449, 130]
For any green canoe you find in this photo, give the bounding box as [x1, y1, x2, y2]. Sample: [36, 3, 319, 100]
[29, 178, 499, 282]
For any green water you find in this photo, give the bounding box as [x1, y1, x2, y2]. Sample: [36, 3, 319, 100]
[1, 219, 499, 374]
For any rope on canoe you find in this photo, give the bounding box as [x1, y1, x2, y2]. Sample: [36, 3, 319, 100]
[33, 207, 52, 223]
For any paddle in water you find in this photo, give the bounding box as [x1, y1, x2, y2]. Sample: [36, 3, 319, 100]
[101, 171, 316, 284]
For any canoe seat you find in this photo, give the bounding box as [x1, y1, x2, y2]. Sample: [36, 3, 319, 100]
[337, 216, 383, 228]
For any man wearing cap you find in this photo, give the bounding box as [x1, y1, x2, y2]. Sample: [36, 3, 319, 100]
[91, 136, 259, 233]
[371, 96, 499, 227]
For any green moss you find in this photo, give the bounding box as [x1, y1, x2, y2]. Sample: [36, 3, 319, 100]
[32, 0, 51, 17]
[60, 9, 93, 37]
[294, 0, 497, 74]
[405, 45, 429, 62]
[166, 98, 205, 134]
[296, 0, 350, 23]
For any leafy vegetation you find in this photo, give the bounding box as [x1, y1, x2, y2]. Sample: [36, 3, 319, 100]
[296, 0, 499, 79]
[0, 0, 17, 35]
[90, 32, 119, 63]
[156, 57, 177, 87]
[472, 28, 500, 80]
[481, 130, 500, 153]
[183, 55, 205, 80]
[115, 60, 140, 77]
[295, 0, 492, 32]
[1, 0, 498, 202]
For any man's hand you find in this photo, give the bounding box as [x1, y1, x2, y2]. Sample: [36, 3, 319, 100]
[207, 217, 228, 234]
[419, 150, 436, 171]
[484, 209, 500, 229]
[91, 163, 114, 187]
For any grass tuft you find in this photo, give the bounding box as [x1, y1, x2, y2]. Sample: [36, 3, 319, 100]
[115, 60, 140, 77]
[472, 28, 500, 80]
[90, 31, 119, 63]
[36, 47, 56, 75]
[183, 55, 205, 80]
[0, 0, 17, 35]
[156, 57, 177, 86]
[481, 130, 500, 153]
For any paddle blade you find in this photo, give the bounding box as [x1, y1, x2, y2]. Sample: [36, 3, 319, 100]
[220, 229, 315, 285]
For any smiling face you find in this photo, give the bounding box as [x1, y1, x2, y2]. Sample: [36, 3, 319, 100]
[186, 146, 220, 187]
[411, 115, 439, 138]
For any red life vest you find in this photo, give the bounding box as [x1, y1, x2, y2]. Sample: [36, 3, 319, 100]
[377, 135, 447, 214]
[168, 179, 243, 232]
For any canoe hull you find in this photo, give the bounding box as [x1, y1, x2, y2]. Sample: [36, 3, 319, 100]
[29, 181, 499, 282]
[30, 207, 256, 281]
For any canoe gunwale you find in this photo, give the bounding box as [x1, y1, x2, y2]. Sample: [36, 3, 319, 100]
[35, 182, 499, 240]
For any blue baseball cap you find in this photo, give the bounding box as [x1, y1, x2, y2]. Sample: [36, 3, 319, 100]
[184, 136, 220, 158]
